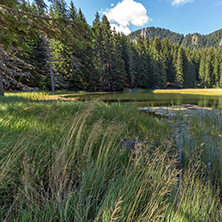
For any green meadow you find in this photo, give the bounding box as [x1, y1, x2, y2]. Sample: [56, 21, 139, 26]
[0, 91, 222, 221]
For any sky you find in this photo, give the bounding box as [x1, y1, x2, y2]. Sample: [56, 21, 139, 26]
[43, 0, 222, 36]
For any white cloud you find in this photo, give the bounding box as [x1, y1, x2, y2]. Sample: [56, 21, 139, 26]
[104, 0, 150, 35]
[111, 3, 114, 7]
[172, 0, 194, 6]
[105, 0, 150, 26]
[110, 24, 131, 35]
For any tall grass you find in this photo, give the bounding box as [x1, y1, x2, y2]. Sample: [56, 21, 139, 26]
[0, 93, 222, 221]
[174, 109, 222, 186]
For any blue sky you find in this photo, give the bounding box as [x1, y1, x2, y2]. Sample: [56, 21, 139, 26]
[43, 0, 222, 35]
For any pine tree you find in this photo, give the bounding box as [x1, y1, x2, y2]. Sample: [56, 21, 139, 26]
[199, 50, 206, 87]
[186, 59, 196, 88]
[128, 43, 135, 89]
[135, 34, 148, 88]
[190, 48, 200, 82]
[144, 36, 153, 88]
[92, 12, 104, 90]
[78, 9, 86, 23]
[161, 39, 172, 83]
[115, 34, 132, 89]
[108, 31, 126, 90]
[75, 10, 95, 91]
[27, 1, 53, 90]
[205, 54, 213, 87]
[153, 36, 162, 54]
[152, 59, 161, 89]
[219, 61, 222, 88]
[183, 48, 191, 88]
[100, 15, 113, 90]
[175, 47, 185, 88]
[34, 0, 47, 15]
[69, 0, 77, 21]
[131, 45, 141, 88]
[171, 44, 180, 85]
[213, 52, 220, 87]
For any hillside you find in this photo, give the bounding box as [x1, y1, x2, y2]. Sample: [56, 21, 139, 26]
[129, 27, 222, 48]
[129, 27, 184, 44]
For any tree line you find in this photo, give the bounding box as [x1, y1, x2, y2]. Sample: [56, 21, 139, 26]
[1, 0, 222, 95]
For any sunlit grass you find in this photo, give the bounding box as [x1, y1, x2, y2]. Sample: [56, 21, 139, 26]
[154, 88, 222, 96]
[5, 91, 50, 100]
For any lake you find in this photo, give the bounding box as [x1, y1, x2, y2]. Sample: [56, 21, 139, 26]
[63, 92, 222, 108]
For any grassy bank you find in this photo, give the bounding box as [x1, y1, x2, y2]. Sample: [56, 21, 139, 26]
[6, 89, 221, 110]
[0, 93, 222, 221]
[153, 88, 222, 96]
[5, 88, 222, 101]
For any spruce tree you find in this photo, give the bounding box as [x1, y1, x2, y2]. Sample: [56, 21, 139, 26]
[199, 51, 206, 87]
[128, 43, 135, 89]
[34, 0, 47, 15]
[175, 47, 185, 88]
[135, 34, 147, 88]
[152, 59, 161, 89]
[109, 31, 126, 90]
[186, 59, 196, 88]
[144, 36, 154, 88]
[69, 0, 77, 21]
[100, 15, 113, 90]
[162, 39, 173, 84]
[213, 52, 220, 86]
[92, 12, 104, 90]
[131, 44, 140, 88]
[153, 36, 162, 54]
[219, 61, 222, 88]
[205, 54, 213, 87]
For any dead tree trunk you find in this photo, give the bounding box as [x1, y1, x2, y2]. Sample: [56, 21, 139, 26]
[0, 73, 4, 96]
[45, 36, 55, 93]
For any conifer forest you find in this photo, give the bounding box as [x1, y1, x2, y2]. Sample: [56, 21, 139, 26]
[1, 0, 222, 95]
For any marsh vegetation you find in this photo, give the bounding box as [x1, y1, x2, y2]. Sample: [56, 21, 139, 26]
[0, 91, 222, 221]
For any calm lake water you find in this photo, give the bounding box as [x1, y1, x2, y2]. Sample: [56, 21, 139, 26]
[64, 92, 222, 108]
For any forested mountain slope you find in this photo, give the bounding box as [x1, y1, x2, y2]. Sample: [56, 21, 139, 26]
[129, 27, 184, 44]
[129, 27, 222, 48]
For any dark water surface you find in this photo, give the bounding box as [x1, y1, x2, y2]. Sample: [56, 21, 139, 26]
[65, 92, 222, 108]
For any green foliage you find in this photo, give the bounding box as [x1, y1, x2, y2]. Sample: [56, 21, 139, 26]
[1, 2, 222, 95]
[175, 48, 185, 88]
[0, 94, 222, 221]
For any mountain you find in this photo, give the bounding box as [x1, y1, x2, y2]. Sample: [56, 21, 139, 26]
[129, 27, 222, 48]
[181, 29, 222, 48]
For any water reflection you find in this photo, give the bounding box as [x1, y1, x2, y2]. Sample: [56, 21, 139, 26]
[68, 92, 222, 109]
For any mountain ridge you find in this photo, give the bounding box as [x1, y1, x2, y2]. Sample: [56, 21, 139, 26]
[128, 27, 222, 48]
